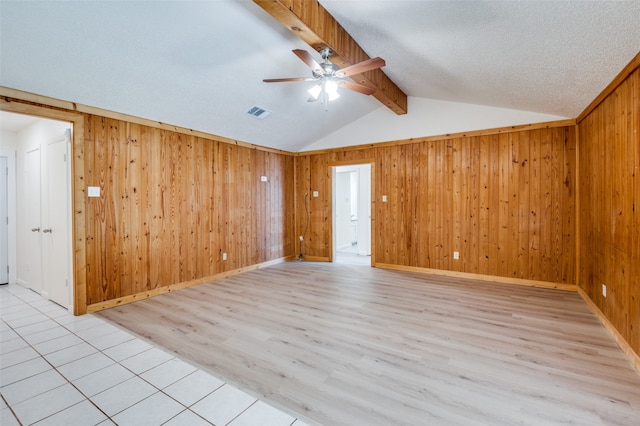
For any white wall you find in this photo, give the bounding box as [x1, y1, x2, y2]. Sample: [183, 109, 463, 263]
[335, 171, 353, 249]
[1, 130, 18, 284]
[303, 97, 568, 151]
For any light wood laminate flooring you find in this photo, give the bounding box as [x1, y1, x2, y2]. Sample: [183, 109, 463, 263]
[98, 260, 640, 425]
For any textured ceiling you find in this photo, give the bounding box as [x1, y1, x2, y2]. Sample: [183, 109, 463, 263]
[1, 1, 639, 152]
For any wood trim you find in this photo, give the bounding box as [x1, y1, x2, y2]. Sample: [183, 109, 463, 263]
[375, 263, 578, 292]
[577, 51, 640, 123]
[0, 86, 293, 156]
[87, 256, 294, 313]
[578, 287, 640, 373]
[253, 0, 408, 115]
[0, 97, 88, 315]
[296, 255, 330, 262]
[296, 119, 577, 155]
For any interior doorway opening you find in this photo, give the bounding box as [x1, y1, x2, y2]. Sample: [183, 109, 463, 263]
[0, 110, 74, 311]
[332, 163, 372, 265]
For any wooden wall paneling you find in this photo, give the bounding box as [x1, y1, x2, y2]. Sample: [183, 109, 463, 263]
[192, 136, 207, 278]
[432, 140, 443, 270]
[283, 155, 296, 258]
[411, 143, 426, 267]
[397, 144, 409, 266]
[1, 92, 295, 313]
[158, 128, 175, 286]
[468, 136, 480, 274]
[84, 116, 99, 303]
[517, 131, 531, 281]
[254, 149, 265, 263]
[376, 146, 392, 264]
[497, 133, 510, 278]
[538, 129, 552, 282]
[125, 123, 143, 294]
[630, 69, 640, 352]
[215, 141, 226, 271]
[578, 65, 640, 360]
[425, 141, 437, 269]
[451, 138, 463, 272]
[310, 153, 330, 257]
[487, 134, 500, 277]
[266, 151, 275, 260]
[106, 118, 125, 300]
[562, 126, 576, 285]
[507, 131, 520, 278]
[528, 129, 541, 281]
[147, 127, 160, 289]
[408, 143, 420, 267]
[70, 116, 87, 314]
[295, 124, 576, 288]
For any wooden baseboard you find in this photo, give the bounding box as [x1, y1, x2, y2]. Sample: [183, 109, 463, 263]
[87, 256, 294, 313]
[292, 255, 331, 262]
[577, 287, 640, 373]
[374, 263, 577, 291]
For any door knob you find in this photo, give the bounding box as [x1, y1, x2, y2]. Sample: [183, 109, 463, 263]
[31, 227, 40, 232]
[42, 228, 52, 233]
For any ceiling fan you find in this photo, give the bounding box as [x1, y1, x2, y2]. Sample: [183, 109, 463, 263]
[263, 48, 385, 110]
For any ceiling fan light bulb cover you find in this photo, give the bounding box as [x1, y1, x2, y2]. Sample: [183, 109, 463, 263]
[325, 80, 338, 95]
[308, 84, 322, 99]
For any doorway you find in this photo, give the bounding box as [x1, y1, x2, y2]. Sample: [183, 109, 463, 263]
[3, 111, 73, 309]
[332, 164, 372, 265]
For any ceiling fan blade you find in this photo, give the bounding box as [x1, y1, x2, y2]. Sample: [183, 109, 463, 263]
[292, 49, 324, 74]
[337, 57, 385, 77]
[263, 77, 315, 83]
[340, 80, 377, 96]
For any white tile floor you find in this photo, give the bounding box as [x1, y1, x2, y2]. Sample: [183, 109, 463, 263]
[0, 283, 311, 426]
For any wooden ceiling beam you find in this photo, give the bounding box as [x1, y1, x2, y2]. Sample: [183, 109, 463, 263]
[254, 0, 408, 115]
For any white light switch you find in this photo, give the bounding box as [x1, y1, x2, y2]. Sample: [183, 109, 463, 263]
[261, 176, 268, 182]
[313, 191, 319, 198]
[88, 186, 100, 197]
[382, 195, 387, 202]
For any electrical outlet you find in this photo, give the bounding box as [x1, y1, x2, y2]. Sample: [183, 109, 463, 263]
[602, 283, 606, 297]
[382, 195, 388, 202]
[222, 253, 227, 261]
[453, 251, 459, 260]
[260, 176, 268, 182]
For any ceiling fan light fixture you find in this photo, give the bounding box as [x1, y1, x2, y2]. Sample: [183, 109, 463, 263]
[325, 80, 340, 101]
[308, 84, 322, 100]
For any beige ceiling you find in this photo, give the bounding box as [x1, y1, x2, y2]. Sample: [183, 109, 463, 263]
[1, 1, 639, 152]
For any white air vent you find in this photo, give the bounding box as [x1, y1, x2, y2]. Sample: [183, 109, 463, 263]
[245, 105, 271, 119]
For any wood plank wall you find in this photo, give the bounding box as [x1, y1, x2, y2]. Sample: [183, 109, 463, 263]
[295, 126, 576, 286]
[578, 66, 640, 359]
[83, 115, 295, 306]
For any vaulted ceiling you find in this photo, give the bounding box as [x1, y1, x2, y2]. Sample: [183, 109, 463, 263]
[1, 1, 639, 152]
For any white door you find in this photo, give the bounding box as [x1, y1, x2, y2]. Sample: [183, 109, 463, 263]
[0, 157, 8, 284]
[25, 148, 42, 293]
[44, 135, 70, 307]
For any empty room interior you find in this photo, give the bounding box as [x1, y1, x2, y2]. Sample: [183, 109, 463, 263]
[1, 1, 640, 425]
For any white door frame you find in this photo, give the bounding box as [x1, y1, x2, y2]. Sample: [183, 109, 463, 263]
[331, 162, 372, 263]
